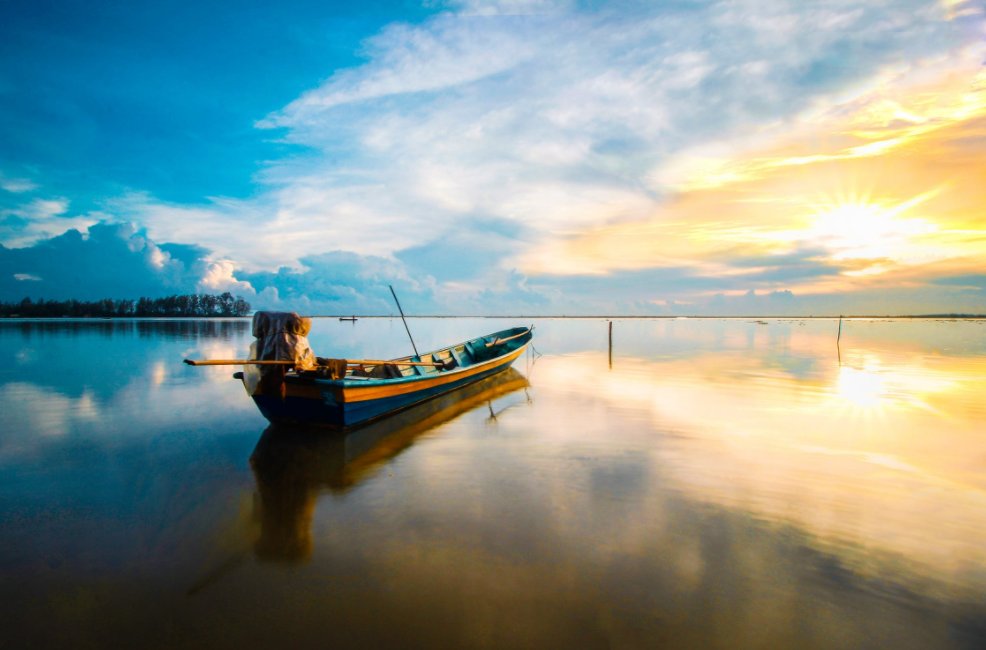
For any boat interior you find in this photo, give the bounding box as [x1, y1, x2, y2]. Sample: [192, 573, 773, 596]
[351, 341, 475, 379]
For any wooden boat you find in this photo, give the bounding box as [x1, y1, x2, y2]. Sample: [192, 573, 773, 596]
[244, 325, 533, 429]
[338, 316, 358, 322]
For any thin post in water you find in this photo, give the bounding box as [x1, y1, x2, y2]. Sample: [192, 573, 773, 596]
[608, 320, 613, 369]
[389, 284, 420, 358]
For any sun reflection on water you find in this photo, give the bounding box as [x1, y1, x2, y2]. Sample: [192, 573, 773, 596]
[533, 320, 986, 600]
[836, 364, 886, 408]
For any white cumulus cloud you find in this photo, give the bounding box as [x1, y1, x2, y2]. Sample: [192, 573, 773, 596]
[197, 259, 256, 295]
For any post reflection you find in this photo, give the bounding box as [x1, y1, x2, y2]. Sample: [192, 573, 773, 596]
[249, 369, 530, 562]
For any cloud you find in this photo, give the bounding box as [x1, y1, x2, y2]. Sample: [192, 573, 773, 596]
[0, 196, 101, 248]
[2, 216, 980, 315]
[197, 259, 256, 295]
[98, 193, 271, 268]
[0, 222, 210, 301]
[0, 172, 38, 194]
[5, 0, 985, 315]
[654, 52, 986, 193]
[12, 198, 68, 219]
[242, 0, 981, 278]
[260, 13, 540, 121]
[931, 273, 986, 290]
[512, 46, 986, 308]
[435, 0, 575, 16]
[242, 250, 433, 314]
[395, 217, 524, 281]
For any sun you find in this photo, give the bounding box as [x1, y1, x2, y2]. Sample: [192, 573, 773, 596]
[805, 189, 940, 268]
[812, 202, 899, 259]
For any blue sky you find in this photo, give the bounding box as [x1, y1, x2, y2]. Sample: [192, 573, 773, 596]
[2, 0, 985, 315]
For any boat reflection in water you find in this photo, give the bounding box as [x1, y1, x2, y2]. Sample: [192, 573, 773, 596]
[249, 368, 529, 562]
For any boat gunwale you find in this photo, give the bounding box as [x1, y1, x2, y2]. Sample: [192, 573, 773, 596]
[303, 325, 532, 389]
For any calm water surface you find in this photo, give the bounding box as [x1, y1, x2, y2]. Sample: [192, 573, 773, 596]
[1, 317, 985, 649]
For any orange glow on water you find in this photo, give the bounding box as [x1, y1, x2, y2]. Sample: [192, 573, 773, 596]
[532, 318, 986, 597]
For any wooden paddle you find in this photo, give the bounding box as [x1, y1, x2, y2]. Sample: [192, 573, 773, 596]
[184, 358, 443, 367]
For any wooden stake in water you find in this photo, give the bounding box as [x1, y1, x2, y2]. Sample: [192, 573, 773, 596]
[608, 320, 613, 369]
[837, 315, 843, 365]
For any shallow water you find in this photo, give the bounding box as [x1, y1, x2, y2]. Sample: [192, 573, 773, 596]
[1, 317, 985, 649]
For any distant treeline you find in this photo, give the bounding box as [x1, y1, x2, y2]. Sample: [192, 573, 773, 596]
[0, 292, 251, 318]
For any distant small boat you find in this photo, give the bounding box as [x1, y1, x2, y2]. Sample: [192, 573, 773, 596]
[245, 325, 532, 428]
[339, 316, 358, 322]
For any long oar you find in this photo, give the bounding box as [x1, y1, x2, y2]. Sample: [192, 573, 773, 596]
[184, 358, 442, 367]
[389, 284, 420, 358]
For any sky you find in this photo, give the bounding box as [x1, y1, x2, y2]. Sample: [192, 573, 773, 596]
[1, 0, 984, 316]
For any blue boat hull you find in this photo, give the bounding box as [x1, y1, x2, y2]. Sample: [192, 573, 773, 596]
[253, 357, 515, 428]
[248, 326, 532, 429]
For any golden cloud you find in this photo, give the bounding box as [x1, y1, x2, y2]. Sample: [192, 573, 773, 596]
[517, 54, 986, 301]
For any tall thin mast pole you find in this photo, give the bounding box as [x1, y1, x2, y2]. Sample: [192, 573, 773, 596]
[389, 284, 420, 358]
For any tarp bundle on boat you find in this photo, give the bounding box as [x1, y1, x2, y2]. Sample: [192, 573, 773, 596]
[244, 311, 318, 396]
[250, 311, 318, 370]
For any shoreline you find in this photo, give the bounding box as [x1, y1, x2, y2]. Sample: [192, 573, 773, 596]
[2, 314, 984, 321]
